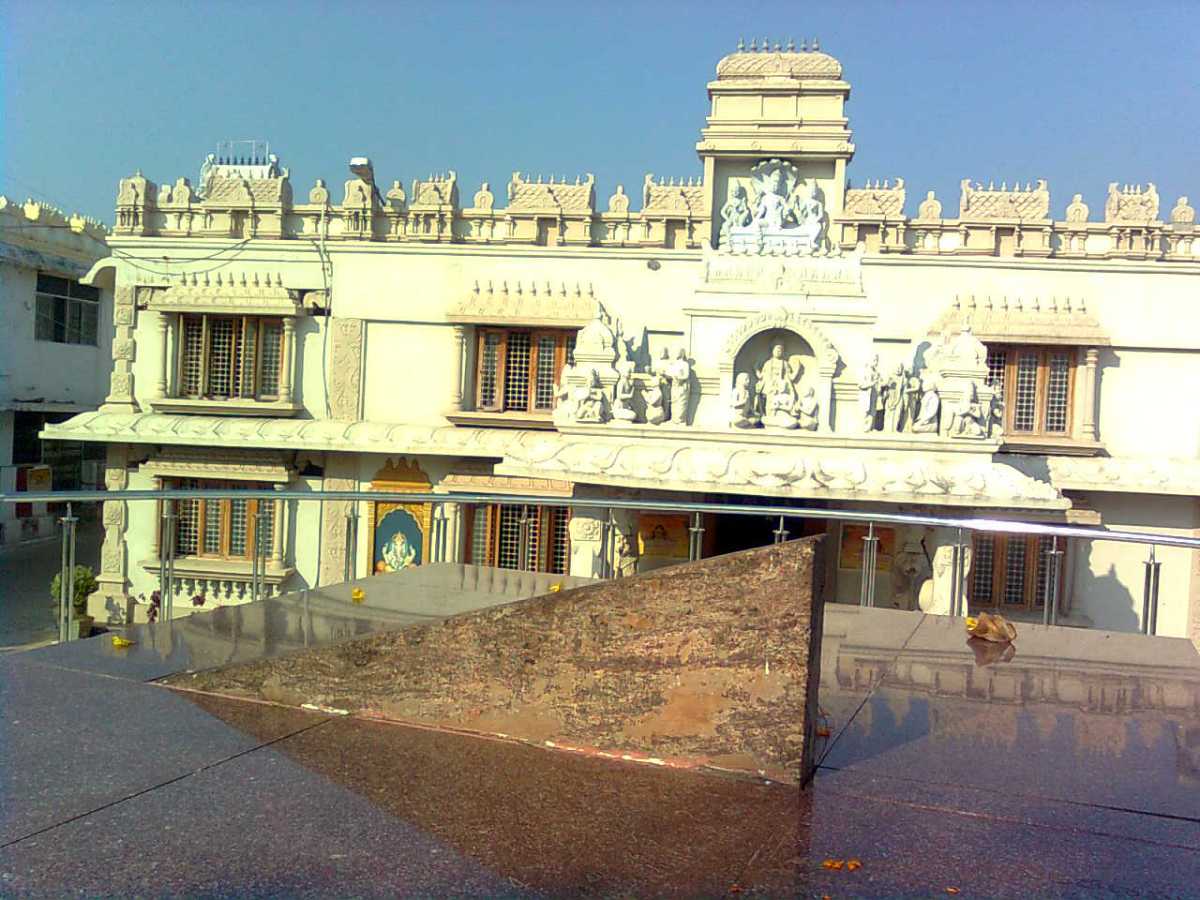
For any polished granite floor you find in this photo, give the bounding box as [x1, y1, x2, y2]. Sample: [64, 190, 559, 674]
[2, 573, 1198, 898]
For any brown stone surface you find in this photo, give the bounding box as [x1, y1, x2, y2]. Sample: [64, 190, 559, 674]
[166, 537, 825, 781]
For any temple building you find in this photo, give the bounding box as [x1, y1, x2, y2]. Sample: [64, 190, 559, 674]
[1, 196, 111, 546]
[47, 44, 1199, 640]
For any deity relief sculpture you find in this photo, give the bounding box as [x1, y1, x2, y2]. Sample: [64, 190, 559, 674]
[1171, 196, 1196, 225]
[883, 364, 906, 432]
[797, 386, 819, 431]
[719, 184, 753, 243]
[917, 190, 942, 220]
[858, 355, 882, 432]
[472, 182, 494, 210]
[911, 378, 941, 433]
[644, 375, 667, 425]
[665, 348, 693, 425]
[608, 184, 630, 215]
[757, 343, 803, 429]
[309, 178, 330, 206]
[949, 382, 988, 438]
[575, 369, 610, 423]
[611, 371, 638, 422]
[720, 158, 831, 255]
[1065, 193, 1089, 223]
[551, 357, 579, 426]
[730, 372, 761, 429]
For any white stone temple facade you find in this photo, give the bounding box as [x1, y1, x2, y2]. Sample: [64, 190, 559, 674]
[46, 45, 1200, 640]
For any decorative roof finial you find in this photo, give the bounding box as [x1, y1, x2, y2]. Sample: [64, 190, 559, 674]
[761, 36, 769, 52]
[749, 38, 757, 51]
[786, 37, 795, 51]
[737, 37, 745, 51]
[799, 38, 807, 51]
[812, 37, 820, 51]
[773, 40, 781, 51]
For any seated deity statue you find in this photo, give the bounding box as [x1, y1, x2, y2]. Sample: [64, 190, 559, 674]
[730, 372, 761, 429]
[910, 379, 941, 433]
[574, 369, 610, 423]
[551, 362, 578, 425]
[611, 372, 638, 422]
[755, 343, 800, 413]
[754, 169, 789, 232]
[643, 376, 667, 425]
[796, 386, 819, 431]
[719, 184, 752, 242]
[792, 181, 827, 248]
[950, 382, 987, 438]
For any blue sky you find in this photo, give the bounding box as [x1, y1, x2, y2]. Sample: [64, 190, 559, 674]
[2, 0, 1197, 225]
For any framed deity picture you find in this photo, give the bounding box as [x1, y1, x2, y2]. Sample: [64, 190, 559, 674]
[372, 504, 425, 574]
[838, 524, 896, 572]
[638, 514, 690, 559]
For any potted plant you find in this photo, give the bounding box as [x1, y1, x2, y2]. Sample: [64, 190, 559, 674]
[49, 565, 99, 638]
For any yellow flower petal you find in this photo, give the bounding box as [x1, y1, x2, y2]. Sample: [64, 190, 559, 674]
[549, 582, 563, 592]
[350, 587, 365, 604]
[111, 635, 136, 649]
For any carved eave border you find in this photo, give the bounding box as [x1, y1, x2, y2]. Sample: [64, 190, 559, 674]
[149, 286, 304, 317]
[1046, 456, 1200, 497]
[436, 473, 574, 497]
[139, 452, 292, 483]
[931, 298, 1111, 347]
[447, 286, 598, 328]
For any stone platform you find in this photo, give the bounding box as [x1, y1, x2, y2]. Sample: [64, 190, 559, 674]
[2, 556, 1199, 897]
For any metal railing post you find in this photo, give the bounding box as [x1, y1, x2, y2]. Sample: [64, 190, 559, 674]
[1043, 536, 1064, 626]
[159, 499, 177, 622]
[772, 515, 789, 544]
[255, 504, 270, 602]
[949, 527, 966, 617]
[1142, 546, 1161, 635]
[688, 511, 705, 562]
[58, 503, 78, 642]
[519, 506, 531, 572]
[343, 505, 358, 583]
[859, 521, 879, 607]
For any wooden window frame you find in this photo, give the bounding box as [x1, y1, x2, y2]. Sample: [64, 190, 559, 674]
[970, 533, 1066, 611]
[986, 344, 1076, 438]
[166, 479, 274, 562]
[462, 503, 571, 574]
[473, 327, 574, 415]
[175, 314, 285, 402]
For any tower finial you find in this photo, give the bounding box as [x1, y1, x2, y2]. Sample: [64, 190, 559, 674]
[812, 37, 820, 51]
[737, 37, 744, 51]
[786, 37, 795, 51]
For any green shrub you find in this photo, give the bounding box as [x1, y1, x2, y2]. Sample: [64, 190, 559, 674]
[49, 565, 98, 617]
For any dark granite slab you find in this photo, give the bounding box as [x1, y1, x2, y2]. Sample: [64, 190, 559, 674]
[822, 612, 1200, 820]
[0, 725, 524, 899]
[0, 656, 328, 846]
[20, 563, 591, 682]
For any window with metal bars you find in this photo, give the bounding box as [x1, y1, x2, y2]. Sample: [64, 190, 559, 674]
[474, 328, 576, 414]
[970, 533, 1064, 610]
[34, 272, 100, 346]
[462, 503, 570, 574]
[168, 479, 276, 561]
[985, 344, 1076, 438]
[175, 315, 286, 401]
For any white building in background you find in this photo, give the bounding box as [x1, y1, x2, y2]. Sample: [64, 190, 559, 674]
[47, 44, 1200, 641]
[0, 196, 111, 546]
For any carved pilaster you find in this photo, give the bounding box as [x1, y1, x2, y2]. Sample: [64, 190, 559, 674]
[318, 454, 358, 586]
[1081, 348, 1100, 441]
[270, 496, 285, 564]
[95, 445, 131, 612]
[451, 324, 467, 411]
[103, 285, 140, 411]
[280, 317, 296, 404]
[328, 318, 364, 421]
[154, 312, 169, 399]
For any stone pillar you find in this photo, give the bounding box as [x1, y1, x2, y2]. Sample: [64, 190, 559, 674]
[154, 312, 170, 399]
[95, 445, 131, 621]
[451, 325, 467, 411]
[149, 477, 163, 558]
[103, 285, 139, 411]
[270, 496, 284, 565]
[1080, 348, 1100, 441]
[280, 317, 296, 404]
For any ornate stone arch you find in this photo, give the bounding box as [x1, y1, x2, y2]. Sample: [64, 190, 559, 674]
[718, 308, 841, 431]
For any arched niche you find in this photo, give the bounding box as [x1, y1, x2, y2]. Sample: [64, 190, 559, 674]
[719, 309, 841, 431]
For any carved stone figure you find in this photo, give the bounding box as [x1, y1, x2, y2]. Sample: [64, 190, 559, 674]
[797, 386, 819, 431]
[574, 369, 610, 424]
[611, 372, 638, 422]
[902, 372, 922, 432]
[473, 182, 494, 210]
[309, 179, 330, 206]
[1171, 196, 1196, 225]
[857, 355, 882, 432]
[918, 190, 942, 220]
[892, 538, 930, 611]
[644, 376, 667, 425]
[950, 381, 988, 438]
[608, 184, 630, 215]
[754, 167, 789, 231]
[755, 343, 800, 415]
[730, 372, 760, 429]
[551, 360, 578, 426]
[911, 379, 941, 433]
[666, 348, 692, 425]
[883, 365, 906, 432]
[792, 181, 827, 249]
[1065, 193, 1089, 223]
[719, 184, 752, 242]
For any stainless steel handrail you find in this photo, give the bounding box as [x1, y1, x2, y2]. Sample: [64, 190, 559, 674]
[6, 488, 1200, 550]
